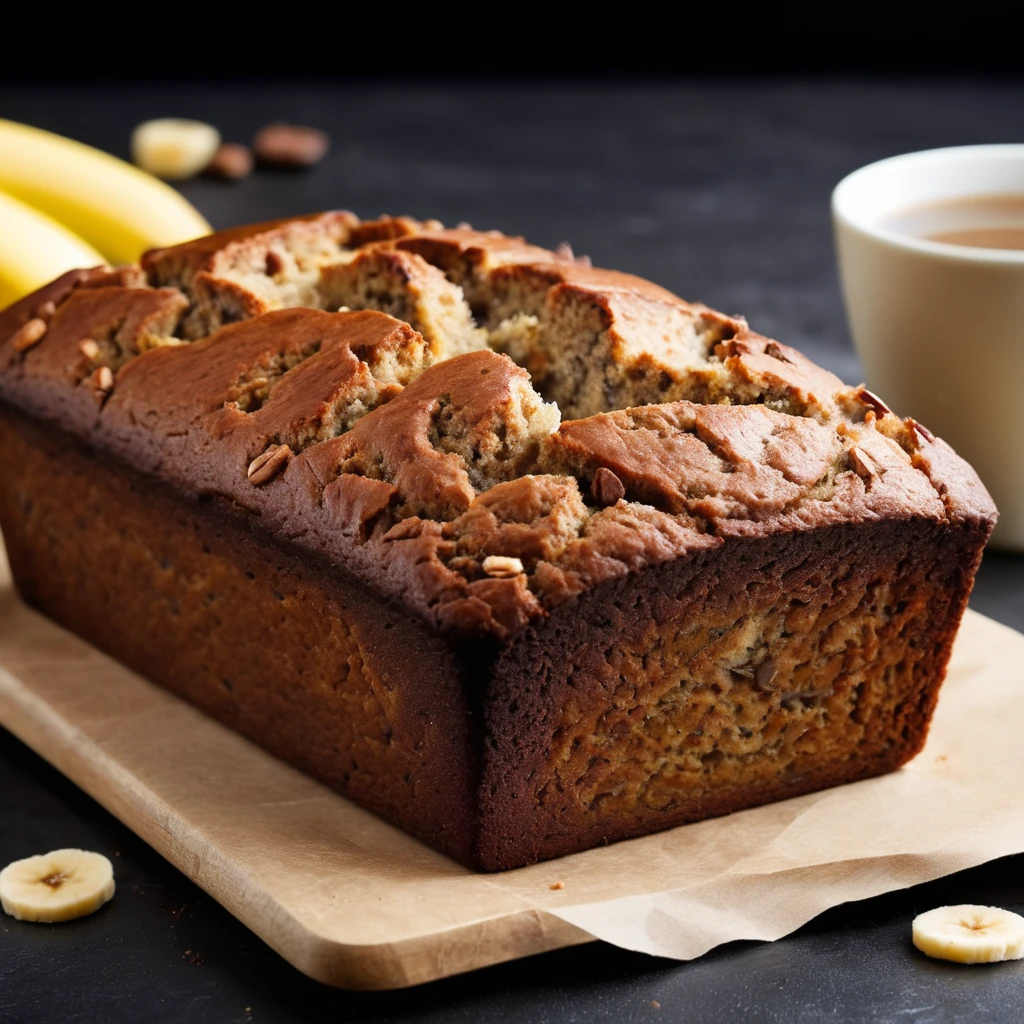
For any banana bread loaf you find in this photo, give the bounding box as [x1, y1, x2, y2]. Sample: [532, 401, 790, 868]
[0, 213, 997, 870]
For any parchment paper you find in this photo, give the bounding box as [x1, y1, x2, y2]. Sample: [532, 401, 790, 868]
[1, 541, 1022, 985]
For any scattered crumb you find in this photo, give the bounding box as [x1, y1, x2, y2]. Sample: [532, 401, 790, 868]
[550, 881, 564, 891]
[936, 754, 948, 762]
[650, 1000, 661, 1010]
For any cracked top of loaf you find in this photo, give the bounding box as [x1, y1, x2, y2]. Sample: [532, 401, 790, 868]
[0, 213, 997, 639]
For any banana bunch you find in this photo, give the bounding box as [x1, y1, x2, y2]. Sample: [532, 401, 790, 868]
[0, 119, 210, 307]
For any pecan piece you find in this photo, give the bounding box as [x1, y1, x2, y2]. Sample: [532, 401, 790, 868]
[206, 142, 253, 181]
[849, 446, 878, 479]
[253, 123, 329, 169]
[764, 341, 795, 365]
[907, 419, 935, 446]
[591, 467, 626, 507]
[856, 387, 891, 418]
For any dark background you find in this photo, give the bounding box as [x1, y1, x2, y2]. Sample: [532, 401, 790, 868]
[1, 74, 1023, 1022]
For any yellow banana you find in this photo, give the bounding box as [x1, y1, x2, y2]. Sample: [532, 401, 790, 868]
[0, 119, 211, 265]
[0, 190, 104, 307]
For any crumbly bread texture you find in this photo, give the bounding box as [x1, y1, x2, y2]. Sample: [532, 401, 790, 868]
[0, 213, 997, 870]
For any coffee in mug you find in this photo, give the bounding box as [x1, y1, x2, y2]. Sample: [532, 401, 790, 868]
[884, 193, 1024, 250]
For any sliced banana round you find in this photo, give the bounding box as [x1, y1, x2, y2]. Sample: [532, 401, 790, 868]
[131, 118, 220, 181]
[913, 904, 1024, 964]
[0, 849, 115, 923]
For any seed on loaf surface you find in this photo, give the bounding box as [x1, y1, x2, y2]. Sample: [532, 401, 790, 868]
[908, 419, 935, 444]
[247, 444, 291, 485]
[849, 446, 878, 479]
[11, 318, 47, 353]
[483, 556, 524, 578]
[856, 388, 891, 418]
[89, 366, 113, 405]
[78, 339, 100, 362]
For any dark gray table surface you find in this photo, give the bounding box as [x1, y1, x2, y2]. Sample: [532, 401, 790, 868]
[1, 79, 1022, 1024]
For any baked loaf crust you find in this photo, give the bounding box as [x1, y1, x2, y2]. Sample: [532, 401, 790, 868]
[0, 213, 996, 870]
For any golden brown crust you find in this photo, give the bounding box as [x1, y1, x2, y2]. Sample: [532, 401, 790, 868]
[0, 212, 997, 641]
[397, 227, 566, 276]
[347, 214, 432, 247]
[0, 265, 146, 349]
[143, 211, 359, 339]
[142, 211, 358, 279]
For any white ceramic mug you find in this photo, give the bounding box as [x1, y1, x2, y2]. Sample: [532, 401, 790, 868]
[833, 145, 1024, 550]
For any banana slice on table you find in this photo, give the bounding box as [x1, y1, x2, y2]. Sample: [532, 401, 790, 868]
[131, 119, 221, 181]
[912, 905, 1024, 964]
[0, 849, 115, 923]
